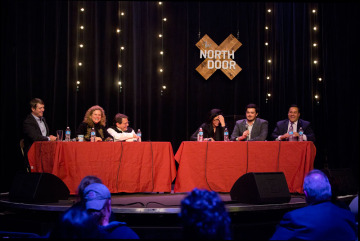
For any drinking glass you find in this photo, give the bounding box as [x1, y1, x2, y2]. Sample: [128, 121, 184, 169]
[56, 130, 63, 141]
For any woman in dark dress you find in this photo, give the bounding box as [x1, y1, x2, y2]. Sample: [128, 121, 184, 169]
[190, 108, 226, 141]
[76, 105, 112, 142]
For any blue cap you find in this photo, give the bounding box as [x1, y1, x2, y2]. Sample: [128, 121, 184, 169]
[83, 183, 111, 211]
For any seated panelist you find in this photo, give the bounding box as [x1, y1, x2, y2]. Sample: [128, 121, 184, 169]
[107, 113, 139, 142]
[271, 104, 315, 142]
[76, 105, 112, 142]
[231, 103, 268, 141]
[190, 108, 226, 141]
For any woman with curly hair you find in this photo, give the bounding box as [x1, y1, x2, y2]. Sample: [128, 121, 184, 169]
[76, 105, 112, 142]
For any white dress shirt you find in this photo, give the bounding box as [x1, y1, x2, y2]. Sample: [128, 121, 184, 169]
[107, 127, 136, 142]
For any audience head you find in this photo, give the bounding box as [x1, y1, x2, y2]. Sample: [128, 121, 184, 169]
[303, 169, 332, 204]
[30, 98, 45, 118]
[288, 104, 300, 123]
[51, 204, 102, 238]
[113, 113, 130, 131]
[180, 188, 232, 240]
[77, 175, 103, 201]
[83, 183, 112, 226]
[83, 105, 106, 127]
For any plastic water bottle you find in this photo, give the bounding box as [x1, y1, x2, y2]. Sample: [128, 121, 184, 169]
[65, 127, 71, 142]
[197, 128, 204, 142]
[90, 128, 96, 142]
[288, 125, 295, 141]
[137, 129, 142, 142]
[224, 127, 229, 141]
[298, 127, 304, 141]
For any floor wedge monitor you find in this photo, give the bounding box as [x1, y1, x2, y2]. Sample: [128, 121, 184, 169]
[230, 172, 291, 204]
[9, 172, 70, 203]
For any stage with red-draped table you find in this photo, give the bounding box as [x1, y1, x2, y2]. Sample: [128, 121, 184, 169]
[27, 141, 177, 194]
[174, 141, 316, 194]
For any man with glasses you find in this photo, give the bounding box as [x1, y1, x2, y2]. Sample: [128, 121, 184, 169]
[107, 113, 139, 142]
[231, 103, 268, 141]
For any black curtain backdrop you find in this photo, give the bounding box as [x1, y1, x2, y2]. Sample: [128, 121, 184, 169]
[1, 1, 359, 192]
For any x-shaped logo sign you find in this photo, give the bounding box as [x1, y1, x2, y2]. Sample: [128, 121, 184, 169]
[196, 34, 242, 80]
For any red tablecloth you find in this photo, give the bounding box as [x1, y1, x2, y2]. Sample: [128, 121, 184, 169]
[28, 141, 177, 194]
[174, 141, 316, 194]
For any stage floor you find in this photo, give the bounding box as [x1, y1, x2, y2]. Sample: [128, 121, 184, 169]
[0, 192, 356, 239]
[0, 192, 310, 214]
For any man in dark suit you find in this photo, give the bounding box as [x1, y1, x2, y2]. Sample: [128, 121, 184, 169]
[270, 169, 357, 240]
[23, 98, 56, 170]
[230, 103, 268, 141]
[271, 104, 315, 142]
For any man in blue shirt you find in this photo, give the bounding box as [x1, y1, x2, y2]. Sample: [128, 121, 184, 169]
[22, 98, 56, 171]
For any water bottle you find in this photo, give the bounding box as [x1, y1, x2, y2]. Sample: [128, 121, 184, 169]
[90, 128, 96, 142]
[224, 127, 229, 141]
[298, 127, 304, 141]
[288, 125, 295, 141]
[197, 128, 204, 142]
[65, 127, 71, 142]
[137, 129, 142, 142]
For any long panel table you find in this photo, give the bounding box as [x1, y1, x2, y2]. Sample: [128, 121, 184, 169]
[174, 141, 316, 194]
[28, 141, 177, 194]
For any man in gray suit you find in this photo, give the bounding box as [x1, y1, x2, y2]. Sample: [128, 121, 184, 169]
[231, 104, 268, 141]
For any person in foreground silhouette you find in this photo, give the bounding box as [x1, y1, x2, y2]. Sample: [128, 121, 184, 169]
[270, 169, 356, 240]
[50, 181, 138, 239]
[49, 204, 103, 238]
[77, 175, 103, 201]
[83, 183, 139, 239]
[180, 188, 232, 240]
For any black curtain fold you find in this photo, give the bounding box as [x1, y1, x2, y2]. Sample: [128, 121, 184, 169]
[1, 1, 359, 192]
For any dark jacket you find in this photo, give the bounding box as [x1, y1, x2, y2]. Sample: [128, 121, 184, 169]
[190, 123, 225, 141]
[271, 119, 315, 142]
[270, 201, 357, 240]
[23, 114, 50, 155]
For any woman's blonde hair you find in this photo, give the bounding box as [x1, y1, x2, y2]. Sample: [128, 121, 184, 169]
[83, 105, 106, 127]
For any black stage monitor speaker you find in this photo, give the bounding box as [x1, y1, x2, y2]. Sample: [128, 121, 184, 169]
[9, 172, 70, 203]
[230, 172, 291, 204]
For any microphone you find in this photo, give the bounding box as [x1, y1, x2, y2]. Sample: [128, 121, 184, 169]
[245, 123, 249, 141]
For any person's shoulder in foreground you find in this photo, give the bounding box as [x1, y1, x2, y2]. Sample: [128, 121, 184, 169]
[270, 169, 356, 240]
